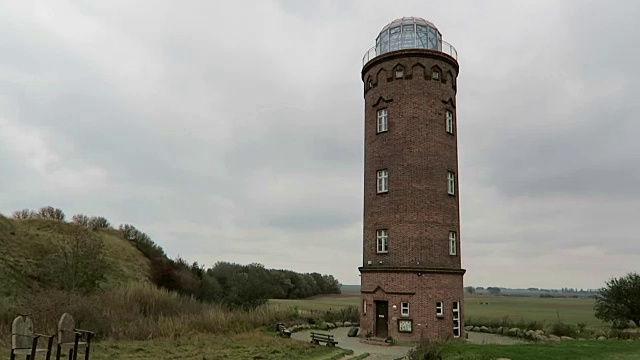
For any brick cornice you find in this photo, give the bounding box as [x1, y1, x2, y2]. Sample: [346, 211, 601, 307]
[362, 49, 459, 81]
[360, 285, 415, 295]
[359, 266, 466, 275]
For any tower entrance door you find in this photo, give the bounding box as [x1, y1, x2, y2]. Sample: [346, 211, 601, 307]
[375, 301, 388, 338]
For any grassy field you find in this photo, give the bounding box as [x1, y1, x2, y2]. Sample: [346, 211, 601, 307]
[271, 295, 360, 311]
[270, 293, 604, 327]
[441, 339, 640, 360]
[2, 332, 351, 360]
[464, 294, 602, 327]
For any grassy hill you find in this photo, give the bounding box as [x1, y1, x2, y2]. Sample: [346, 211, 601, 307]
[0, 214, 149, 297]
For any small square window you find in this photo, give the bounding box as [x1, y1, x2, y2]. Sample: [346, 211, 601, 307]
[432, 70, 440, 80]
[449, 231, 457, 256]
[447, 171, 456, 195]
[377, 108, 388, 133]
[377, 169, 388, 193]
[446, 110, 454, 134]
[395, 67, 404, 79]
[436, 301, 444, 317]
[376, 229, 388, 253]
[401, 302, 409, 317]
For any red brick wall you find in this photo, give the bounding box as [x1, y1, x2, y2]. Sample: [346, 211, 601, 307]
[359, 49, 465, 341]
[360, 271, 464, 340]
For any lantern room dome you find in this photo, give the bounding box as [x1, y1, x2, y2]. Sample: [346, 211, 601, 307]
[363, 16, 457, 66]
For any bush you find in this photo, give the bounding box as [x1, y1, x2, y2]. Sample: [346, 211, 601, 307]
[406, 338, 446, 360]
[88, 216, 111, 230]
[12, 209, 36, 219]
[549, 321, 578, 337]
[41, 226, 109, 294]
[608, 329, 640, 340]
[323, 306, 359, 323]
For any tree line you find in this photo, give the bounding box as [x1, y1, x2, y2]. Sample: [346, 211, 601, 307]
[12, 206, 341, 308]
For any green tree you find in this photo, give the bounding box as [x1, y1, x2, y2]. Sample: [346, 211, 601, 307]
[465, 286, 475, 294]
[594, 272, 640, 327]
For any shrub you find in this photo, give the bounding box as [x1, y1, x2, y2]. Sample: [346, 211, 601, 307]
[406, 338, 446, 360]
[323, 306, 359, 323]
[88, 216, 111, 230]
[608, 329, 640, 340]
[549, 321, 578, 337]
[37, 206, 66, 221]
[12, 209, 36, 219]
[71, 214, 91, 227]
[41, 226, 109, 294]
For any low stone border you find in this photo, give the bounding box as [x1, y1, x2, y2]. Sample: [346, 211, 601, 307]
[464, 325, 626, 341]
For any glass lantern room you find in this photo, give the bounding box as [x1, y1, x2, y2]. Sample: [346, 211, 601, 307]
[363, 17, 457, 66]
[377, 17, 442, 54]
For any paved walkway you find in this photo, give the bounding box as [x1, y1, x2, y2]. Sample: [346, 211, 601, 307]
[292, 328, 411, 360]
[292, 328, 524, 359]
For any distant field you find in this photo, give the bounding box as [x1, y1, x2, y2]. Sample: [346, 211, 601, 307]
[270, 295, 359, 311]
[465, 294, 602, 327]
[272, 292, 605, 327]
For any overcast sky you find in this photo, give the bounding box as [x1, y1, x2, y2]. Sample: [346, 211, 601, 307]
[1, 0, 639, 289]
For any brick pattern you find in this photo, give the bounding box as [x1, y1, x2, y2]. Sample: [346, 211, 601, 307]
[359, 50, 465, 341]
[360, 272, 464, 340]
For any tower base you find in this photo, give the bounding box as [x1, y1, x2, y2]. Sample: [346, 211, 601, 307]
[359, 268, 465, 341]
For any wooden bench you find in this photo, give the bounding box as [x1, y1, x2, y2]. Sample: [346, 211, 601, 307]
[309, 332, 338, 347]
[56, 313, 94, 360]
[11, 315, 54, 360]
[275, 323, 291, 338]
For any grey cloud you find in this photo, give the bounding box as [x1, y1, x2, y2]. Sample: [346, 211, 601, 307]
[2, 0, 640, 288]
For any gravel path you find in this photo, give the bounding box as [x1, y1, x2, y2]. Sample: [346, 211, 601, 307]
[292, 328, 525, 359]
[291, 328, 411, 360]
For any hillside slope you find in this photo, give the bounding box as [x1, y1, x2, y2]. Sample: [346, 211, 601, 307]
[0, 214, 149, 297]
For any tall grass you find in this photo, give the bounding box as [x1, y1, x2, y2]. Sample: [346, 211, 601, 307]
[0, 282, 295, 346]
[465, 316, 544, 331]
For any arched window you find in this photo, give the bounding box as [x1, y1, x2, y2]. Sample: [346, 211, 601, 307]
[395, 65, 404, 79]
[431, 65, 442, 81]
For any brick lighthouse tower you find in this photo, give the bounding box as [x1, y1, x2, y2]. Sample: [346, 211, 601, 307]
[359, 17, 465, 341]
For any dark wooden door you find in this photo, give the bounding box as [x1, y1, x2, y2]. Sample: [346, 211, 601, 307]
[375, 301, 388, 338]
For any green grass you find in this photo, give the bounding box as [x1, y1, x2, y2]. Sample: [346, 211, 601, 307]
[441, 339, 640, 360]
[0, 216, 149, 297]
[270, 296, 360, 311]
[271, 293, 606, 328]
[464, 294, 603, 327]
[2, 332, 350, 360]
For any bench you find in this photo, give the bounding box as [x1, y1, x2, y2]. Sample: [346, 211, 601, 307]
[310, 332, 338, 347]
[56, 313, 94, 360]
[275, 323, 291, 338]
[11, 315, 54, 360]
